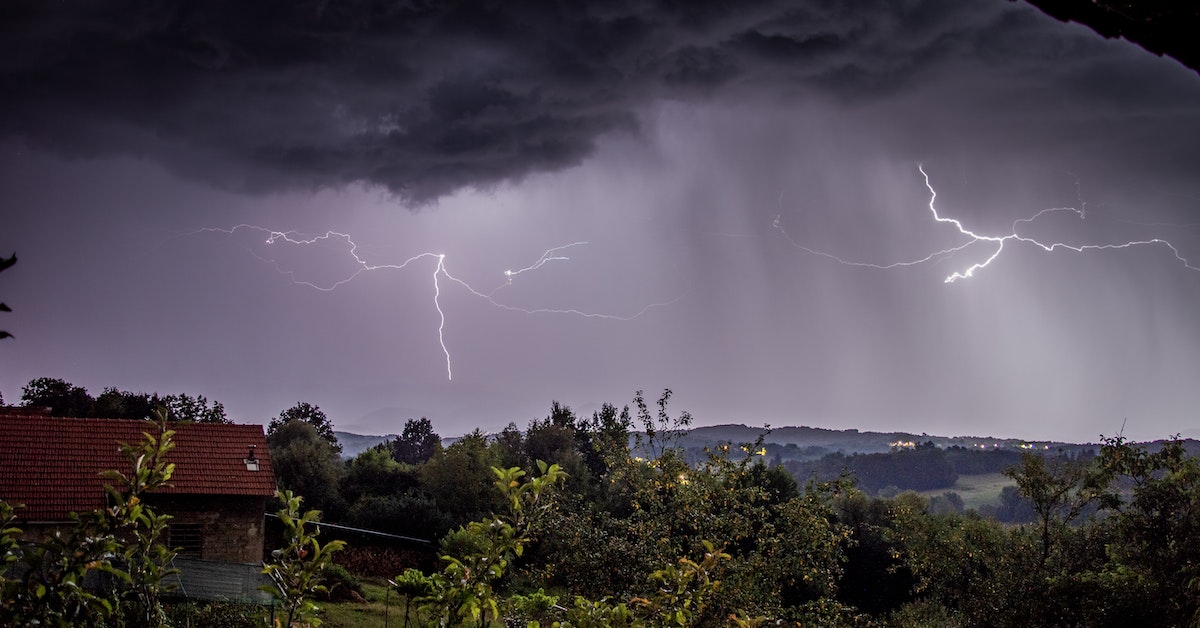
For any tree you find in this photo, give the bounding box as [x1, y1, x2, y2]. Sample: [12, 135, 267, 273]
[270, 402, 340, 452]
[262, 490, 346, 628]
[489, 422, 525, 469]
[1095, 436, 1200, 625]
[390, 417, 441, 464]
[0, 252, 14, 340]
[578, 402, 633, 480]
[420, 430, 504, 529]
[1004, 451, 1109, 564]
[0, 412, 179, 626]
[268, 419, 346, 517]
[20, 377, 94, 416]
[160, 393, 229, 424]
[633, 389, 692, 460]
[92, 387, 155, 420]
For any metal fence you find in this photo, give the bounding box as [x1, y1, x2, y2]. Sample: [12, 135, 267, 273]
[163, 556, 273, 605]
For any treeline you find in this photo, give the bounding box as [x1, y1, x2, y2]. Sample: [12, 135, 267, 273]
[782, 443, 1098, 498]
[9, 377, 1200, 625]
[12, 377, 228, 423]
[263, 390, 1200, 626]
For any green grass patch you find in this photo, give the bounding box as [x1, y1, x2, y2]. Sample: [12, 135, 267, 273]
[919, 472, 1014, 511]
[318, 581, 427, 628]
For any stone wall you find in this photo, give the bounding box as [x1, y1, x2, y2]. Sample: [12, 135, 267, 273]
[146, 494, 268, 564]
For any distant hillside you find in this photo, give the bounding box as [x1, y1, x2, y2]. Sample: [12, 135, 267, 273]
[334, 431, 395, 458]
[335, 423, 1196, 463]
[335, 424, 1082, 462]
[673, 423, 1086, 462]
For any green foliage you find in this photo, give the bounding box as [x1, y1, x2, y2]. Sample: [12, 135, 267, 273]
[392, 569, 435, 628]
[634, 541, 730, 627]
[262, 490, 347, 627]
[17, 377, 231, 423]
[1092, 435, 1200, 625]
[269, 419, 347, 517]
[389, 417, 442, 465]
[0, 410, 179, 627]
[316, 563, 364, 602]
[270, 402, 341, 452]
[158, 392, 230, 423]
[890, 495, 1043, 625]
[1004, 451, 1110, 564]
[419, 430, 506, 531]
[633, 389, 692, 460]
[415, 462, 567, 627]
[21, 376, 94, 416]
[164, 600, 265, 628]
[98, 414, 181, 626]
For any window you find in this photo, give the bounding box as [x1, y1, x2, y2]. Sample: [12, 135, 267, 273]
[168, 523, 204, 557]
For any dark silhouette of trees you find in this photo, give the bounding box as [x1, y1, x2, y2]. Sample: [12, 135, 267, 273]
[20, 377, 94, 416]
[269, 402, 340, 453]
[18, 378, 230, 423]
[0, 252, 14, 340]
[267, 419, 345, 517]
[389, 417, 441, 465]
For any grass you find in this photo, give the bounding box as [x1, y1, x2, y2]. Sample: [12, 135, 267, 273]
[918, 472, 1014, 511]
[318, 581, 425, 628]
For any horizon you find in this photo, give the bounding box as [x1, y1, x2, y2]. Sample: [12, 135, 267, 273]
[4, 1, 1200, 445]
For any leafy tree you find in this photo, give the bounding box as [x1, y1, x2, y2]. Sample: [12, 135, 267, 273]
[523, 417, 578, 469]
[17, 379, 230, 423]
[578, 402, 634, 480]
[0, 411, 179, 626]
[1004, 451, 1111, 564]
[420, 430, 505, 531]
[342, 447, 413, 503]
[1095, 436, 1200, 625]
[92, 387, 156, 419]
[416, 463, 567, 626]
[634, 389, 692, 460]
[269, 402, 340, 452]
[390, 417, 441, 464]
[889, 494, 1043, 626]
[261, 490, 346, 628]
[101, 414, 180, 625]
[268, 419, 346, 517]
[489, 422, 525, 469]
[160, 393, 229, 423]
[0, 251, 14, 340]
[20, 377, 94, 416]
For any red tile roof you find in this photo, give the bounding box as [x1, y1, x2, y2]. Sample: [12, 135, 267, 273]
[0, 415, 276, 521]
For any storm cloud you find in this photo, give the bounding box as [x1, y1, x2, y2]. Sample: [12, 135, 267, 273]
[4, 0, 1192, 203]
[4, 0, 1200, 442]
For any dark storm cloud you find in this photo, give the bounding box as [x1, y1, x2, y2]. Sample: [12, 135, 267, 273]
[0, 0, 1159, 204]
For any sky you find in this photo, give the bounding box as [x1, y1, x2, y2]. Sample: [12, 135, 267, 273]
[3, 0, 1200, 443]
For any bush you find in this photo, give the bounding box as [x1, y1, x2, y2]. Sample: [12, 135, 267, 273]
[318, 563, 365, 602]
[164, 600, 264, 628]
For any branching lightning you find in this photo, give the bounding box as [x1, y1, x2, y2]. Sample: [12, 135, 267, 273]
[195, 226, 682, 380]
[498, 241, 586, 288]
[774, 165, 1199, 283]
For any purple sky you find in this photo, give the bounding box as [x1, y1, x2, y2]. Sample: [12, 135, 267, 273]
[3, 1, 1200, 442]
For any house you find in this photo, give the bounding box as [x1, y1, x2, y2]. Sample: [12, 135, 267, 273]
[0, 413, 276, 564]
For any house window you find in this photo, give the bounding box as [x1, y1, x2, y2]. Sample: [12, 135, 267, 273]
[168, 523, 204, 557]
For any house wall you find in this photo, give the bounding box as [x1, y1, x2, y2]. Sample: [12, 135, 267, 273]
[146, 494, 268, 564]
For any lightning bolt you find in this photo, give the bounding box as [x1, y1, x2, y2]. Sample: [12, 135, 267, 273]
[194, 226, 683, 380]
[495, 241, 586, 292]
[774, 165, 1199, 283]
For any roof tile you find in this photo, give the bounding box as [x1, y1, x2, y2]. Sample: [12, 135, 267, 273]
[0, 415, 276, 521]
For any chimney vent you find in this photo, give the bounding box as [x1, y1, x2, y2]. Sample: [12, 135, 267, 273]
[244, 445, 259, 471]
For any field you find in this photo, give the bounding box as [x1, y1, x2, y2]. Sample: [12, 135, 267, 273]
[918, 472, 1014, 511]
